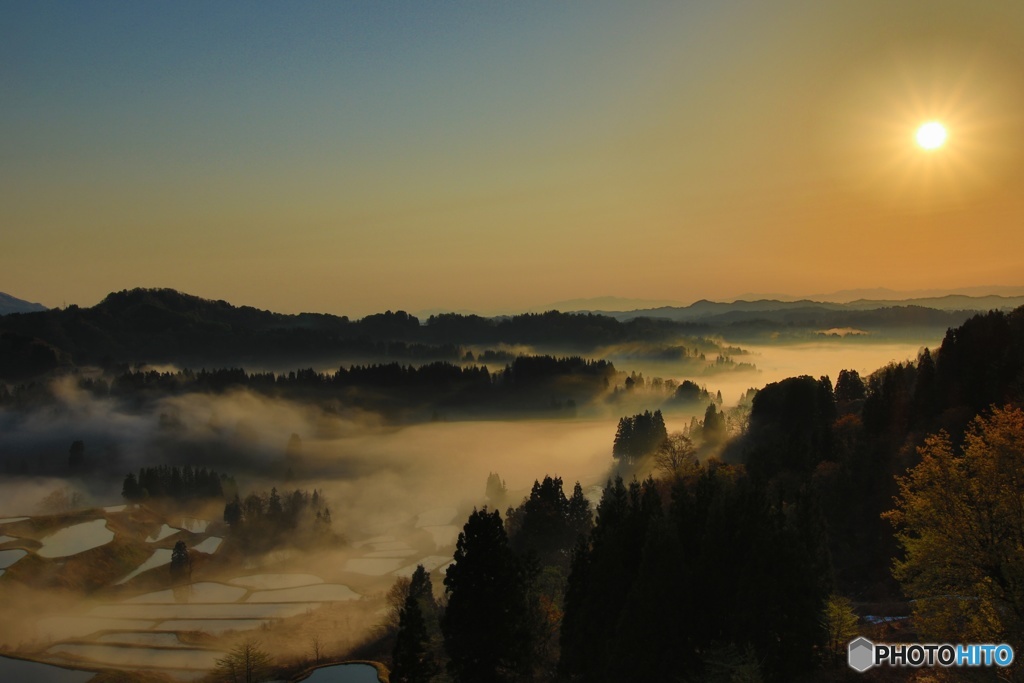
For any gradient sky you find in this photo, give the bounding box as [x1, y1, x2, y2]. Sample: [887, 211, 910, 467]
[3, 1, 1024, 316]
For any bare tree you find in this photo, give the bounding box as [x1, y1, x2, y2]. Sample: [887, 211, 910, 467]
[310, 633, 323, 665]
[214, 638, 273, 683]
[384, 575, 412, 632]
[653, 432, 699, 480]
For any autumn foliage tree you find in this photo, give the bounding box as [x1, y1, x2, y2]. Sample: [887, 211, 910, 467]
[886, 406, 1024, 653]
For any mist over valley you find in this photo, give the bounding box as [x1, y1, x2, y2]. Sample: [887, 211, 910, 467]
[1, 287, 1020, 681]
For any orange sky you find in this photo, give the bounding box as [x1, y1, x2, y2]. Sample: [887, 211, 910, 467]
[2, 1, 1023, 316]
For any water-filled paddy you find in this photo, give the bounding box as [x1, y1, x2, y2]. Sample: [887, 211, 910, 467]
[91, 602, 320, 620]
[37, 519, 114, 558]
[394, 555, 450, 578]
[0, 535, 16, 544]
[246, 584, 358, 603]
[0, 655, 93, 682]
[117, 548, 172, 584]
[353, 535, 394, 547]
[0, 548, 27, 568]
[415, 508, 457, 527]
[342, 558, 404, 576]
[364, 540, 411, 552]
[420, 525, 460, 548]
[156, 618, 270, 634]
[48, 643, 221, 670]
[126, 582, 247, 604]
[228, 573, 323, 590]
[147, 524, 179, 542]
[0, 517, 29, 525]
[299, 662, 382, 682]
[174, 518, 209, 533]
[192, 537, 222, 554]
[363, 549, 417, 558]
[33, 617, 157, 641]
[96, 631, 184, 647]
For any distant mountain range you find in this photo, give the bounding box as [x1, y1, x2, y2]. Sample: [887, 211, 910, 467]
[0, 291, 47, 316]
[522, 287, 1024, 314]
[732, 285, 1024, 304]
[583, 294, 1024, 322]
[525, 296, 687, 314]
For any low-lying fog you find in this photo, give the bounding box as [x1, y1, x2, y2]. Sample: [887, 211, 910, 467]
[0, 338, 937, 678]
[712, 339, 939, 404]
[0, 338, 938, 517]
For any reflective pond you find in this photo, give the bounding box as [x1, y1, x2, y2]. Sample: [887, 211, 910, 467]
[0, 655, 93, 683]
[299, 663, 382, 682]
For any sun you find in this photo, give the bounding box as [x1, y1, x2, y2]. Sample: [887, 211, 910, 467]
[915, 121, 947, 150]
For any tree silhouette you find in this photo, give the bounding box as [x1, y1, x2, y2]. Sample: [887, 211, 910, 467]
[392, 593, 439, 682]
[170, 540, 191, 582]
[612, 410, 667, 463]
[653, 432, 698, 480]
[214, 638, 273, 683]
[702, 403, 726, 444]
[68, 440, 85, 471]
[443, 508, 530, 682]
[834, 368, 866, 402]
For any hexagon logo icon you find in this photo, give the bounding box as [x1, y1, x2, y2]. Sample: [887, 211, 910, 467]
[848, 636, 874, 672]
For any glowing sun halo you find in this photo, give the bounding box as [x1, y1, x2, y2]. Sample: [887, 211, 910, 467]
[916, 121, 947, 150]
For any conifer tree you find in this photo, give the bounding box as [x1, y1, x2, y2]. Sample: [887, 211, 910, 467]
[392, 594, 439, 683]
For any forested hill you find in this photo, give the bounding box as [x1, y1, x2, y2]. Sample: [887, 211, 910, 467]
[0, 287, 1016, 374]
[0, 288, 701, 371]
[590, 297, 1014, 337]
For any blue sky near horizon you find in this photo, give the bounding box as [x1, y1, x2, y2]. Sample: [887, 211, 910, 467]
[3, 1, 1024, 316]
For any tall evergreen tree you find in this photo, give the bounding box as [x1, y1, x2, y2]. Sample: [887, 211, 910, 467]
[170, 540, 190, 582]
[443, 508, 530, 682]
[559, 477, 662, 680]
[121, 472, 143, 501]
[68, 440, 85, 471]
[392, 594, 439, 683]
